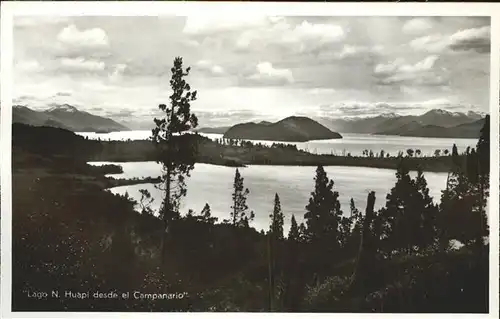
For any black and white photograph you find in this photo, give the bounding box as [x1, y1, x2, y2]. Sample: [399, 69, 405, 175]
[1, 2, 499, 315]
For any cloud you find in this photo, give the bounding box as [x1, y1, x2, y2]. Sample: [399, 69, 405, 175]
[104, 108, 136, 118]
[379, 72, 447, 87]
[60, 57, 106, 72]
[55, 92, 72, 97]
[319, 101, 420, 117]
[236, 31, 258, 50]
[419, 98, 453, 106]
[282, 21, 344, 45]
[57, 24, 109, 49]
[375, 55, 439, 74]
[194, 109, 267, 126]
[109, 64, 127, 82]
[410, 25, 490, 53]
[13, 16, 490, 121]
[235, 19, 345, 53]
[244, 62, 294, 86]
[15, 60, 43, 73]
[402, 18, 433, 34]
[447, 26, 490, 53]
[13, 95, 38, 105]
[374, 58, 406, 75]
[333, 44, 383, 60]
[410, 35, 446, 52]
[183, 16, 270, 35]
[374, 55, 446, 87]
[308, 88, 336, 95]
[315, 98, 465, 118]
[13, 93, 70, 109]
[15, 16, 70, 28]
[182, 39, 200, 48]
[118, 59, 170, 78]
[195, 60, 225, 76]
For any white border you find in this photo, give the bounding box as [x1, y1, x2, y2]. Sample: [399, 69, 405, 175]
[1, 4, 13, 319]
[0, 1, 498, 17]
[489, 11, 500, 319]
[1, 1, 500, 319]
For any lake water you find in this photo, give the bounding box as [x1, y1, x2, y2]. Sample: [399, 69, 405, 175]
[89, 161, 450, 232]
[77, 130, 477, 157]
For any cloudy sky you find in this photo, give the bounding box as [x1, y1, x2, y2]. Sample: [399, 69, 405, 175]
[13, 15, 490, 128]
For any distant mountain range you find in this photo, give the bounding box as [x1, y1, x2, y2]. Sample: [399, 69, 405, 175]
[197, 109, 485, 139]
[222, 116, 342, 142]
[13, 104, 129, 132]
[195, 126, 231, 134]
[195, 121, 273, 135]
[374, 118, 486, 138]
[13, 104, 486, 139]
[314, 109, 486, 138]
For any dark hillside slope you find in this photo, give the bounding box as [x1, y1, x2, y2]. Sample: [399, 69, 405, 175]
[13, 104, 129, 132]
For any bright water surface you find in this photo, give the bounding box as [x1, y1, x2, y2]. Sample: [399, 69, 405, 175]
[83, 130, 485, 232]
[89, 161, 450, 232]
[77, 130, 477, 157]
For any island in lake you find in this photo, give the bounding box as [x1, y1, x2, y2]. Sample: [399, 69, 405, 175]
[196, 109, 486, 139]
[222, 116, 342, 142]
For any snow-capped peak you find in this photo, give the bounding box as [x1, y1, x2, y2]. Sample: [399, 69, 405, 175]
[424, 108, 459, 117]
[47, 103, 78, 113]
[467, 110, 486, 118]
[430, 109, 451, 115]
[378, 112, 399, 118]
[423, 108, 487, 119]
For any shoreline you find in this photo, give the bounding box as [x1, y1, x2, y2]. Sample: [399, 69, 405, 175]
[95, 159, 452, 173]
[13, 123, 462, 173]
[93, 154, 457, 172]
[89, 133, 463, 173]
[103, 176, 162, 188]
[78, 131, 481, 141]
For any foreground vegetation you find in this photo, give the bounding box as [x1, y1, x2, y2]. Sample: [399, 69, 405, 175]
[11, 120, 490, 312]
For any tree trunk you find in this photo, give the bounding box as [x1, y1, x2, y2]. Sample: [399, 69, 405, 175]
[160, 104, 175, 266]
[445, 171, 450, 192]
[232, 198, 237, 226]
[267, 234, 275, 311]
[160, 164, 171, 265]
[283, 248, 292, 310]
[476, 175, 485, 255]
[351, 191, 376, 290]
